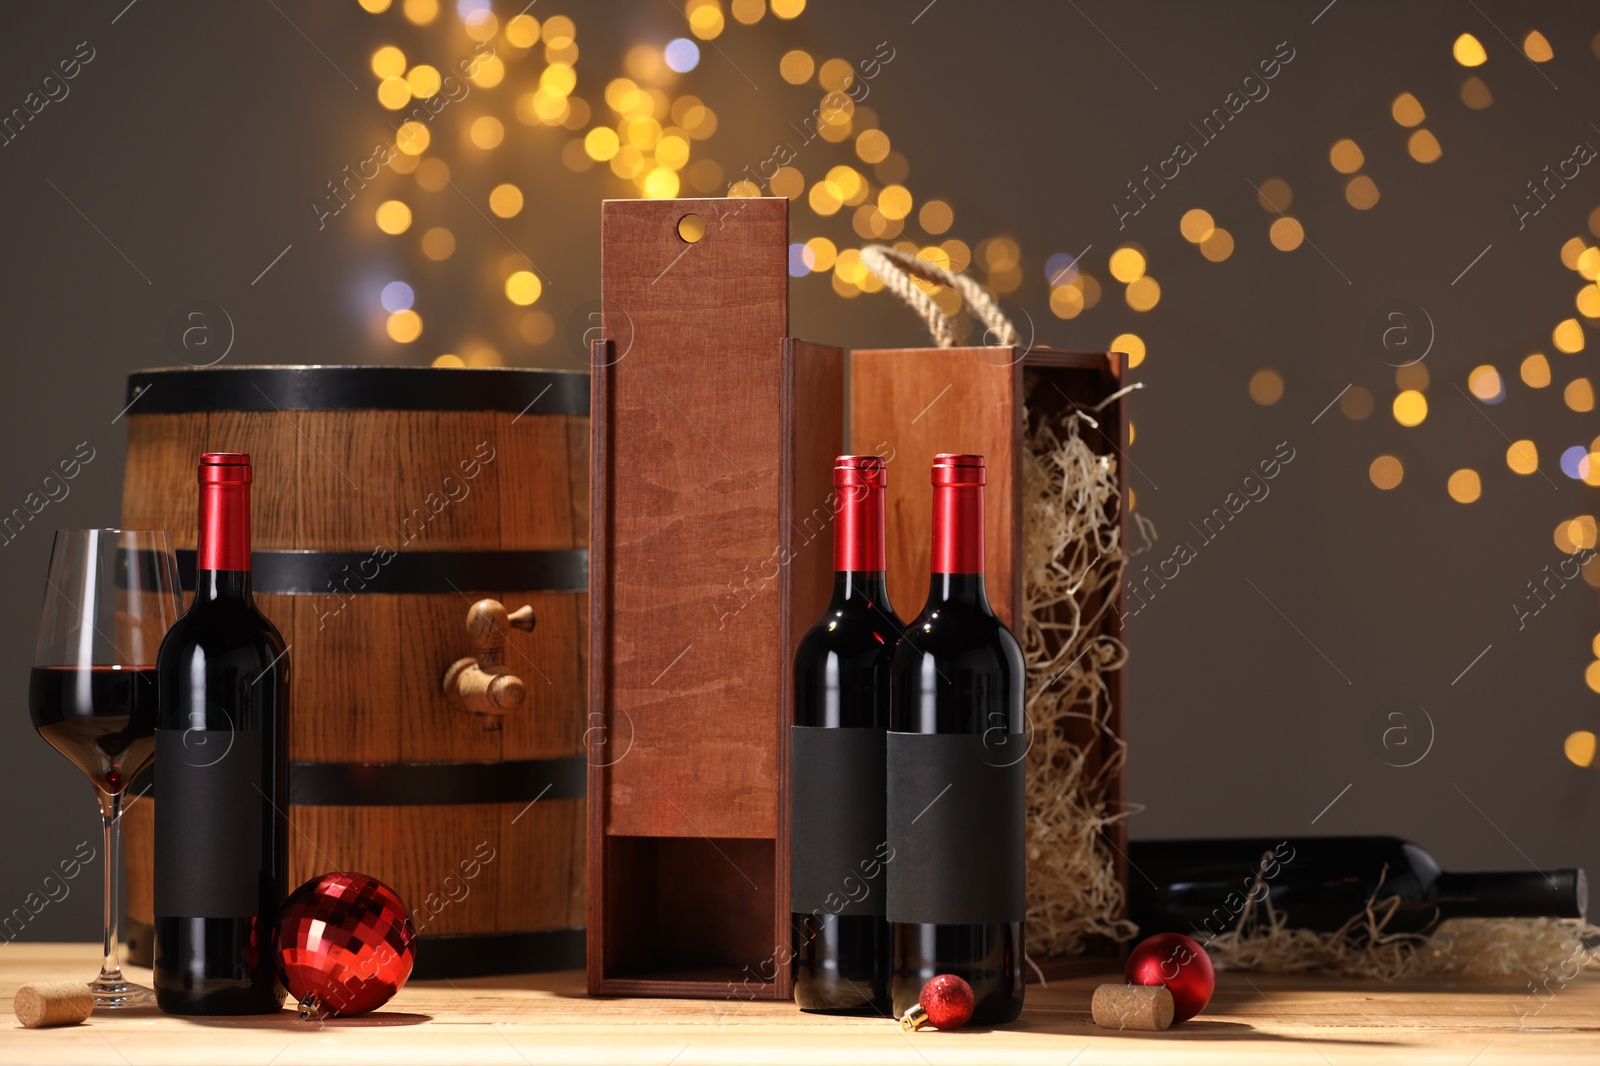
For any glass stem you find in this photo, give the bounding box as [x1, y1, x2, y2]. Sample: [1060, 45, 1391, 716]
[96, 788, 124, 987]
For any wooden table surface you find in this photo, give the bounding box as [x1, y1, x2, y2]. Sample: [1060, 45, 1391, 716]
[4, 943, 1598, 1064]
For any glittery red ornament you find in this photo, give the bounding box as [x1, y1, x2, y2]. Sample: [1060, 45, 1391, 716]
[277, 872, 415, 1019]
[1124, 933, 1214, 1023]
[900, 974, 976, 1031]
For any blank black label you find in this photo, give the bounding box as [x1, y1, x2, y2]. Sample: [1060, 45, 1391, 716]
[886, 731, 1025, 924]
[154, 728, 262, 918]
[790, 726, 889, 916]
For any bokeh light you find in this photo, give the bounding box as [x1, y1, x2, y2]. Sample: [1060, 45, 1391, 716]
[1180, 209, 1215, 242]
[1565, 377, 1595, 412]
[665, 38, 700, 72]
[1269, 217, 1304, 251]
[1506, 441, 1539, 475]
[1453, 33, 1487, 67]
[1112, 333, 1146, 369]
[1467, 365, 1504, 403]
[380, 281, 414, 313]
[1554, 319, 1586, 353]
[1393, 389, 1428, 426]
[1345, 176, 1380, 210]
[1369, 455, 1404, 489]
[386, 308, 423, 342]
[489, 183, 524, 218]
[1109, 247, 1146, 283]
[1565, 731, 1596, 768]
[1407, 129, 1442, 163]
[375, 200, 412, 235]
[504, 270, 543, 306]
[1391, 93, 1425, 127]
[1329, 139, 1364, 174]
[1249, 370, 1284, 405]
[1447, 469, 1481, 504]
[1522, 353, 1552, 387]
[1341, 386, 1375, 419]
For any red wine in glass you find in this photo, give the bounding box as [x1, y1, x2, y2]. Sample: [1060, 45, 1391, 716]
[31, 528, 183, 1010]
[30, 665, 158, 795]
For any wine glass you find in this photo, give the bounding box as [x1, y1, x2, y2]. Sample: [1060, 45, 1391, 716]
[30, 529, 182, 1009]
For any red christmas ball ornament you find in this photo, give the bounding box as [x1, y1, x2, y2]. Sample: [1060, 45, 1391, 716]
[277, 872, 415, 1019]
[899, 974, 976, 1031]
[1124, 933, 1215, 1023]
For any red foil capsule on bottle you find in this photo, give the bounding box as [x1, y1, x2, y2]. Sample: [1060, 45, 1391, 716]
[833, 455, 888, 573]
[197, 452, 253, 572]
[930, 453, 985, 575]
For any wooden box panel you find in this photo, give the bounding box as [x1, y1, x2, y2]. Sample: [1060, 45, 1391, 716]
[849, 346, 1131, 955]
[590, 197, 841, 998]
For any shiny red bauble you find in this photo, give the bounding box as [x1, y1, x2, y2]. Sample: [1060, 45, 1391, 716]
[1124, 932, 1215, 1023]
[920, 974, 976, 1029]
[276, 872, 415, 1018]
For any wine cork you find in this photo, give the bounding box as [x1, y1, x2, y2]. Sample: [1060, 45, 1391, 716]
[1091, 983, 1174, 1031]
[14, 982, 94, 1028]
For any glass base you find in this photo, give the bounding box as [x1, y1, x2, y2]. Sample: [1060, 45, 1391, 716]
[89, 975, 157, 1010]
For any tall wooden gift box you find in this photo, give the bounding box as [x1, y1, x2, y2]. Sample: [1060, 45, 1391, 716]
[588, 197, 842, 997]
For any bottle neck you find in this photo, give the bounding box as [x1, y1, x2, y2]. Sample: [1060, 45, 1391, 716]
[834, 482, 886, 573]
[194, 568, 253, 603]
[928, 479, 989, 610]
[925, 572, 993, 611]
[197, 480, 251, 573]
[1434, 869, 1588, 920]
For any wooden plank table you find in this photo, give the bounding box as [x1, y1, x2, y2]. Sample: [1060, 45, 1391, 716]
[4, 943, 1598, 1064]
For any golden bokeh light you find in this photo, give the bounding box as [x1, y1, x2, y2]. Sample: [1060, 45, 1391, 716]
[1391, 92, 1425, 127]
[504, 270, 542, 306]
[406, 64, 441, 99]
[359, 0, 391, 12]
[505, 14, 540, 48]
[1561, 237, 1588, 270]
[803, 237, 837, 272]
[1109, 247, 1146, 283]
[1408, 129, 1442, 163]
[1566, 377, 1595, 412]
[878, 184, 912, 221]
[416, 158, 449, 192]
[1369, 455, 1404, 490]
[643, 166, 680, 198]
[464, 10, 498, 43]
[421, 227, 455, 261]
[372, 46, 407, 78]
[1112, 333, 1146, 369]
[396, 120, 429, 156]
[780, 49, 815, 84]
[386, 308, 422, 342]
[1256, 178, 1292, 211]
[1329, 139, 1364, 174]
[1460, 75, 1493, 108]
[470, 116, 505, 149]
[770, 166, 804, 199]
[1179, 209, 1214, 243]
[1396, 362, 1429, 391]
[1506, 440, 1539, 475]
[1522, 353, 1552, 387]
[1565, 731, 1596, 768]
[585, 127, 620, 161]
[1200, 228, 1234, 261]
[771, 0, 805, 17]
[1523, 30, 1554, 62]
[919, 200, 953, 234]
[1269, 217, 1304, 251]
[819, 58, 855, 92]
[1447, 468, 1481, 504]
[403, 0, 438, 23]
[1453, 33, 1487, 67]
[470, 55, 506, 87]
[1467, 364, 1502, 400]
[1249, 369, 1284, 405]
[432, 353, 464, 368]
[543, 15, 576, 44]
[389, 150, 419, 175]
[377, 77, 412, 110]
[688, 0, 725, 40]
[489, 183, 524, 218]
[375, 200, 412, 235]
[1125, 276, 1161, 311]
[855, 129, 890, 165]
[1393, 389, 1428, 426]
[1341, 386, 1375, 419]
[1578, 284, 1600, 319]
[1554, 318, 1586, 353]
[1050, 285, 1084, 320]
[732, 0, 765, 23]
[1345, 175, 1381, 210]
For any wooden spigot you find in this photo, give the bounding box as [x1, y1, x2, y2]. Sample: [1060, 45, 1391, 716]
[443, 599, 536, 720]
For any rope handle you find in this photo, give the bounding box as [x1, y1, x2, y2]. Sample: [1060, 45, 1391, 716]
[860, 243, 1019, 349]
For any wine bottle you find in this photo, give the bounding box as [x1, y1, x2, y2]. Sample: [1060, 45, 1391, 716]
[154, 452, 289, 1015]
[888, 454, 1025, 1026]
[1129, 836, 1588, 939]
[791, 456, 902, 1014]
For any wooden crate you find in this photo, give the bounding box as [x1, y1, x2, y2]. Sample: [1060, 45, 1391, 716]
[588, 197, 842, 998]
[850, 346, 1130, 965]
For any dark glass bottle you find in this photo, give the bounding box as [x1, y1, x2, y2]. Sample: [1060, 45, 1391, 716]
[1129, 836, 1587, 939]
[154, 452, 289, 1015]
[791, 455, 901, 1014]
[888, 454, 1025, 1026]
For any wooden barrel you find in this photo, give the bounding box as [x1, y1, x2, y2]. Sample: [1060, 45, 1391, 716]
[118, 365, 589, 978]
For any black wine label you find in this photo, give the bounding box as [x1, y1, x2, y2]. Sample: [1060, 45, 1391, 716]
[886, 731, 1026, 924]
[790, 726, 889, 917]
[154, 728, 263, 918]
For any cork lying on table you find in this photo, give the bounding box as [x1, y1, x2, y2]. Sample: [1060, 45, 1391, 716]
[13, 982, 93, 1029]
[1091, 982, 1175, 1031]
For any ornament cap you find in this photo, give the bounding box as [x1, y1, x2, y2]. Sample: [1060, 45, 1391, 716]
[899, 1003, 929, 1031]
